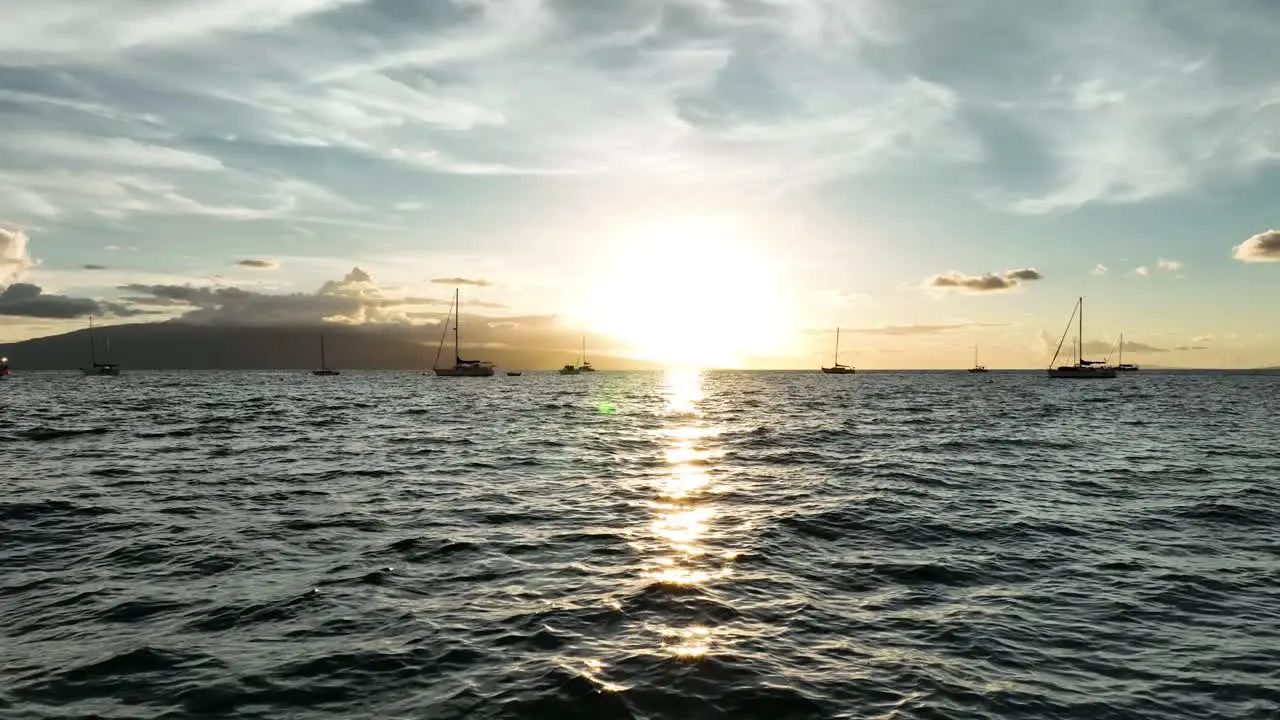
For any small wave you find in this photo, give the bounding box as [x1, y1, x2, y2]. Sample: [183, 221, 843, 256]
[0, 500, 115, 522]
[376, 537, 478, 561]
[15, 646, 224, 706]
[186, 589, 322, 633]
[12, 426, 110, 442]
[1175, 501, 1275, 526]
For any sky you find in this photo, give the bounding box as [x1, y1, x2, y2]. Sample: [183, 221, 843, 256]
[1, 0, 1279, 368]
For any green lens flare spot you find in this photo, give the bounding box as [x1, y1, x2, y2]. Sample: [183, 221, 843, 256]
[597, 402, 617, 414]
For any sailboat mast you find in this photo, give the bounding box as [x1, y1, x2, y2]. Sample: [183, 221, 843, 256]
[320, 335, 326, 370]
[834, 327, 840, 366]
[1119, 333, 1124, 366]
[1077, 296, 1084, 366]
[454, 288, 461, 364]
[89, 316, 97, 365]
[432, 292, 454, 370]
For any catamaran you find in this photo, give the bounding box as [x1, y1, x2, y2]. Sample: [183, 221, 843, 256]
[1048, 297, 1115, 379]
[821, 327, 855, 374]
[433, 288, 495, 377]
[578, 337, 595, 372]
[81, 317, 121, 376]
[312, 335, 340, 376]
[968, 344, 988, 373]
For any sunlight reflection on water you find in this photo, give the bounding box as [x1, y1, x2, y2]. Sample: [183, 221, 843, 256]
[646, 369, 737, 659]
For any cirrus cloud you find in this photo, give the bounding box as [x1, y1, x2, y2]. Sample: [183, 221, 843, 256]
[432, 277, 492, 287]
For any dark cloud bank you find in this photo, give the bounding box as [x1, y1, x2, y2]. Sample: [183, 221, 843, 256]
[0, 282, 144, 319]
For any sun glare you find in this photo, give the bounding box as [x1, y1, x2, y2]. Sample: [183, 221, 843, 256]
[583, 218, 788, 368]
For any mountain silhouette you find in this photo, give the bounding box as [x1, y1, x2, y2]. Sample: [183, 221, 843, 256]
[0, 323, 654, 371]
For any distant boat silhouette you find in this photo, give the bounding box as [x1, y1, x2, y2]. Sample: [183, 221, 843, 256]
[0, 355, 9, 377]
[558, 333, 591, 371]
[312, 335, 340, 376]
[81, 317, 121, 376]
[821, 327, 855, 374]
[1113, 333, 1139, 372]
[1048, 297, 1115, 379]
[968, 344, 988, 373]
[506, 371, 522, 376]
[433, 288, 495, 377]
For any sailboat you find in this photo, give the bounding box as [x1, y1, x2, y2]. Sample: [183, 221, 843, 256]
[578, 337, 596, 372]
[968, 344, 988, 373]
[433, 288, 495, 377]
[81, 317, 121, 376]
[821, 327, 855, 374]
[312, 335, 340, 376]
[1048, 297, 1116, 379]
[1113, 333, 1139, 372]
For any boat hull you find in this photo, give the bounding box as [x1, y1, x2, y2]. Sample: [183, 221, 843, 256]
[1048, 367, 1116, 379]
[82, 367, 121, 376]
[821, 367, 855, 374]
[435, 366, 495, 377]
[968, 368, 988, 373]
[312, 370, 341, 376]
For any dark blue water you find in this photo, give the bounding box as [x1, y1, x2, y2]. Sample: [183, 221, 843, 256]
[2, 370, 1278, 719]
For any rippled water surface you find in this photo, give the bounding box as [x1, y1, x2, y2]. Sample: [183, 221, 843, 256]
[2, 370, 1278, 719]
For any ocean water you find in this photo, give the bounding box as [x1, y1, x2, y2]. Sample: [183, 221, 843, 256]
[1, 369, 1278, 720]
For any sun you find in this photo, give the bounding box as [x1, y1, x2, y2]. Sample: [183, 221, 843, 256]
[582, 218, 789, 368]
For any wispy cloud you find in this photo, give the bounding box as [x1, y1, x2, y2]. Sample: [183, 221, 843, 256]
[1234, 230, 1280, 263]
[1090, 264, 1108, 276]
[926, 267, 1043, 293]
[1157, 257, 1183, 272]
[236, 259, 280, 270]
[846, 322, 1005, 336]
[1078, 339, 1165, 354]
[1134, 266, 1150, 277]
[2, 1, 1277, 227]
[11, 134, 223, 171]
[432, 277, 492, 288]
